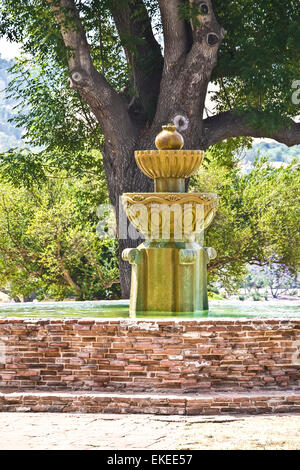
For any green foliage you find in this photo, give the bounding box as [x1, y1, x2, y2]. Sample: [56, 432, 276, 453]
[0, 0, 129, 161]
[1, 0, 300, 137]
[6, 56, 104, 156]
[0, 158, 120, 301]
[191, 138, 300, 290]
[0, 54, 109, 195]
[213, 0, 300, 129]
[252, 293, 261, 301]
[204, 136, 253, 168]
[0, 1, 132, 88]
[0, 53, 106, 185]
[0, 148, 47, 188]
[208, 292, 224, 300]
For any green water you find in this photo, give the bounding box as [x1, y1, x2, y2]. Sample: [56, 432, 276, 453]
[0, 299, 299, 318]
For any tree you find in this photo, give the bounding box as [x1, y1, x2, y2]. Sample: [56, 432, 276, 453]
[265, 265, 299, 299]
[1, 0, 300, 296]
[241, 265, 299, 299]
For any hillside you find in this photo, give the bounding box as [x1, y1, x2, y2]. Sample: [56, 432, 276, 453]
[244, 141, 300, 164]
[0, 55, 23, 151]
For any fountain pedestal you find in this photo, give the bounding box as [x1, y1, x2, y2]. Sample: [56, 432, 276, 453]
[123, 241, 217, 313]
[122, 124, 219, 315]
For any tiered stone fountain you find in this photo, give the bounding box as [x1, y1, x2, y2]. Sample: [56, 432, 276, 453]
[122, 124, 219, 315]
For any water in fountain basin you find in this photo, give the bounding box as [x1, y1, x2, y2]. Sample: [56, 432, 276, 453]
[0, 299, 299, 318]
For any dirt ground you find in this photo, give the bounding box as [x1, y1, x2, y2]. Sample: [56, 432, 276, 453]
[0, 413, 299, 450]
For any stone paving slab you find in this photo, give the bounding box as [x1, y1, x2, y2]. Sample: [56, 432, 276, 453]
[0, 412, 300, 450]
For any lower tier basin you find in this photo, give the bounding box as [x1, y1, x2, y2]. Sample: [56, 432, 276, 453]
[122, 192, 219, 240]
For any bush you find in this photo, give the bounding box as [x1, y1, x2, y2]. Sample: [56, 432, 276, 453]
[252, 293, 261, 301]
[208, 292, 224, 300]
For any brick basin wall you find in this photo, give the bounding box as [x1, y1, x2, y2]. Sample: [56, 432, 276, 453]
[0, 318, 299, 393]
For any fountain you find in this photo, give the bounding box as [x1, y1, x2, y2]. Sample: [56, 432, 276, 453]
[122, 123, 219, 315]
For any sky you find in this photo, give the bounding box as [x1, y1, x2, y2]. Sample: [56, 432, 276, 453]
[0, 37, 20, 60]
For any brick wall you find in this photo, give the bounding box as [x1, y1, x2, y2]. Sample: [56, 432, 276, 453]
[0, 318, 299, 392]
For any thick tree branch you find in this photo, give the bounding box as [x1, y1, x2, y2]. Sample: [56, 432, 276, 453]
[158, 0, 189, 66]
[186, 0, 225, 72]
[48, 0, 108, 99]
[48, 0, 135, 149]
[153, 0, 225, 148]
[111, 0, 163, 119]
[203, 111, 300, 148]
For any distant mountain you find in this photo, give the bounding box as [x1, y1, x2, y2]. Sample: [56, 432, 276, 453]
[243, 141, 300, 164]
[0, 55, 23, 151]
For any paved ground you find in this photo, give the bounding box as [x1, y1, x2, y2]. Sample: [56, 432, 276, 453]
[0, 413, 299, 450]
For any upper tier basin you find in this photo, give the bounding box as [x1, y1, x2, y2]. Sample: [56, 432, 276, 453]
[135, 150, 204, 179]
[122, 192, 219, 240]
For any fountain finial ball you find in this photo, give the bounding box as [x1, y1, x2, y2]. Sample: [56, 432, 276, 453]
[155, 124, 184, 150]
